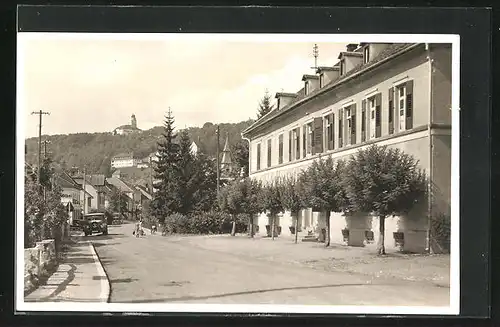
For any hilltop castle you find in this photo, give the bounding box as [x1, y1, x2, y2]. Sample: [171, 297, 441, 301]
[113, 114, 142, 135]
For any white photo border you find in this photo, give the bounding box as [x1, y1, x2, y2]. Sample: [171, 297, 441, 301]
[16, 32, 460, 315]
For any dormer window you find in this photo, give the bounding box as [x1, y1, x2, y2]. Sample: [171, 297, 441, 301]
[304, 81, 310, 95]
[277, 98, 281, 110]
[319, 73, 324, 88]
[340, 60, 346, 76]
[363, 46, 370, 64]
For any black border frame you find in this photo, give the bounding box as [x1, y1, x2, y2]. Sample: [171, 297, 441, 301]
[0, 4, 491, 325]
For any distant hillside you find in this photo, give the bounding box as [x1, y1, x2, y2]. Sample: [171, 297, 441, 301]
[25, 119, 255, 176]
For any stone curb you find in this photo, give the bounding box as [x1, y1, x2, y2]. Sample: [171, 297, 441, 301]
[87, 241, 111, 303]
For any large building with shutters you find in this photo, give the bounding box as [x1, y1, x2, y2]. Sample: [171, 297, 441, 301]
[241, 42, 452, 253]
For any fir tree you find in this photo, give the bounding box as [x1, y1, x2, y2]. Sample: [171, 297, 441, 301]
[177, 129, 197, 214]
[151, 108, 182, 223]
[256, 89, 275, 119]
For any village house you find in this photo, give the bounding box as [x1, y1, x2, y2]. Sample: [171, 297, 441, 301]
[106, 172, 143, 219]
[242, 43, 452, 253]
[111, 152, 138, 169]
[73, 174, 111, 212]
[54, 169, 93, 224]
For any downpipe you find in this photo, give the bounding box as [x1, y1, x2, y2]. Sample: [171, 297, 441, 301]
[425, 43, 434, 254]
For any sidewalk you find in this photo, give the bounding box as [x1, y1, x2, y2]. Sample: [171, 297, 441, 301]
[24, 239, 110, 303]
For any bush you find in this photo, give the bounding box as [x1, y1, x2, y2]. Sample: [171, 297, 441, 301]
[431, 213, 451, 253]
[163, 213, 190, 234]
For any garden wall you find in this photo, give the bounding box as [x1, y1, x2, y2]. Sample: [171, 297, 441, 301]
[24, 239, 57, 294]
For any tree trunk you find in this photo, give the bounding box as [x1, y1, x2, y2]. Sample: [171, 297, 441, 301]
[231, 215, 236, 236]
[294, 212, 299, 244]
[271, 214, 275, 240]
[377, 215, 386, 255]
[325, 211, 331, 247]
[249, 214, 254, 238]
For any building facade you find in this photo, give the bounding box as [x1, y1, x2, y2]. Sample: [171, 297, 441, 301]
[113, 114, 142, 135]
[242, 43, 452, 253]
[111, 152, 138, 169]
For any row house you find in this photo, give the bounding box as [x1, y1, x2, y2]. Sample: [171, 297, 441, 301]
[55, 169, 93, 224]
[73, 174, 112, 212]
[242, 42, 452, 253]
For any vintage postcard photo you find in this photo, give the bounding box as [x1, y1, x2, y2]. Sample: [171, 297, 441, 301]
[16, 32, 459, 315]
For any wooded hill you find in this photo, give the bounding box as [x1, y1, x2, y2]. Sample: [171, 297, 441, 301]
[25, 119, 255, 177]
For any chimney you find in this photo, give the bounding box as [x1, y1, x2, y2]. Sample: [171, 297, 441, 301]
[346, 43, 358, 52]
[275, 92, 298, 110]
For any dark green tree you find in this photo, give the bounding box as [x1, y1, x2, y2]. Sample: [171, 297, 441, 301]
[256, 89, 275, 119]
[191, 151, 218, 213]
[259, 179, 284, 240]
[109, 187, 128, 216]
[342, 145, 427, 255]
[279, 175, 306, 243]
[218, 178, 262, 237]
[151, 109, 182, 223]
[299, 157, 348, 247]
[177, 129, 197, 215]
[230, 139, 249, 178]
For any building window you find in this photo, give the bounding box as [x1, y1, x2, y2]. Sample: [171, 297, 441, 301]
[338, 109, 343, 148]
[398, 85, 407, 131]
[340, 60, 345, 75]
[295, 128, 300, 160]
[361, 105, 366, 142]
[288, 131, 293, 162]
[319, 73, 324, 88]
[369, 97, 376, 139]
[267, 139, 272, 168]
[306, 123, 313, 155]
[363, 46, 370, 64]
[325, 113, 334, 150]
[302, 126, 307, 158]
[256, 143, 261, 171]
[278, 134, 284, 164]
[277, 98, 281, 110]
[304, 81, 310, 96]
[388, 88, 394, 134]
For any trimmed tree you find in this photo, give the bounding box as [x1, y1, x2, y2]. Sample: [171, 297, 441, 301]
[342, 145, 427, 255]
[279, 175, 306, 244]
[259, 178, 284, 240]
[218, 178, 262, 237]
[299, 156, 347, 247]
[256, 89, 275, 119]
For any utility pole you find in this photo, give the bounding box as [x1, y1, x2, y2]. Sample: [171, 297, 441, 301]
[82, 167, 87, 216]
[149, 156, 154, 195]
[31, 110, 50, 192]
[216, 125, 221, 195]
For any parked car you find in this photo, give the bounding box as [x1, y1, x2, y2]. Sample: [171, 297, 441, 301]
[82, 213, 108, 236]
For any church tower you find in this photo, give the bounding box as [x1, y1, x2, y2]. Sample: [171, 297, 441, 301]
[131, 114, 137, 128]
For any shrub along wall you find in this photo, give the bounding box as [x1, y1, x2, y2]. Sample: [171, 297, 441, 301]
[157, 211, 248, 235]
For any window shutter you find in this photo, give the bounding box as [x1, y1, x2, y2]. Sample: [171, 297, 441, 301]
[295, 128, 300, 160]
[351, 104, 357, 145]
[313, 117, 323, 155]
[361, 100, 366, 142]
[338, 109, 343, 148]
[302, 125, 307, 158]
[375, 93, 382, 138]
[388, 87, 394, 134]
[288, 131, 292, 162]
[406, 80, 414, 129]
[330, 113, 335, 150]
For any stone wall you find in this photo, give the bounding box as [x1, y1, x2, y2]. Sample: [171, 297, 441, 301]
[24, 239, 57, 294]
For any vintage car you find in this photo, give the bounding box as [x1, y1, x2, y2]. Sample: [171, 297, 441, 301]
[82, 213, 108, 236]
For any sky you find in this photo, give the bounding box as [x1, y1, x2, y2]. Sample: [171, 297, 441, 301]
[19, 33, 347, 138]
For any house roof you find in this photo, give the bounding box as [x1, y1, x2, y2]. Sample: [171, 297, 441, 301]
[302, 74, 319, 81]
[243, 43, 418, 137]
[135, 185, 153, 200]
[112, 152, 134, 159]
[275, 92, 298, 98]
[106, 176, 136, 193]
[337, 51, 364, 60]
[316, 66, 339, 73]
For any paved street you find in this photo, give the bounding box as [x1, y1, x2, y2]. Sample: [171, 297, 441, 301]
[91, 223, 450, 306]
